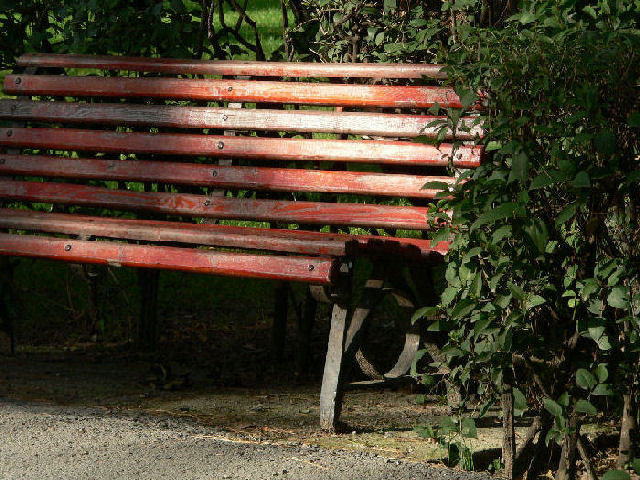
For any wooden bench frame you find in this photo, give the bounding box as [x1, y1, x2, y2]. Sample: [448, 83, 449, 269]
[0, 53, 483, 431]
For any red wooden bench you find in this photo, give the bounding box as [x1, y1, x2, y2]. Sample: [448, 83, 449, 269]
[0, 53, 483, 430]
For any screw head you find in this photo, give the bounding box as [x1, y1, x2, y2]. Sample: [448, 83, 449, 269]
[216, 141, 224, 150]
[211, 170, 218, 177]
[227, 86, 233, 92]
[64, 244, 72, 252]
[308, 264, 315, 271]
[15, 77, 21, 85]
[203, 199, 211, 206]
[0, 158, 5, 165]
[222, 114, 228, 121]
[10, 104, 17, 112]
[6, 130, 12, 137]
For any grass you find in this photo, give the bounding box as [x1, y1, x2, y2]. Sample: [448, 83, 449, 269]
[210, 0, 291, 60]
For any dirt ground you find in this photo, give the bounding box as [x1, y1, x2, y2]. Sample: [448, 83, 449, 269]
[0, 347, 513, 466]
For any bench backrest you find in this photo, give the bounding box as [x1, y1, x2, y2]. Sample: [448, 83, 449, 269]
[0, 54, 483, 263]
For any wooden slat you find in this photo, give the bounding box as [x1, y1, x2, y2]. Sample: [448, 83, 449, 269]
[5, 75, 462, 109]
[17, 53, 447, 79]
[0, 180, 432, 230]
[0, 154, 456, 198]
[0, 232, 337, 284]
[0, 128, 483, 168]
[0, 208, 449, 259]
[0, 100, 483, 139]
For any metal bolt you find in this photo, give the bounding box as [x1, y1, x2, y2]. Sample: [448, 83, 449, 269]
[64, 244, 72, 252]
[222, 114, 228, 121]
[6, 130, 12, 137]
[308, 264, 315, 271]
[211, 170, 218, 177]
[216, 141, 224, 150]
[15, 77, 21, 85]
[203, 199, 211, 206]
[10, 104, 17, 112]
[0, 158, 5, 165]
[227, 86, 233, 92]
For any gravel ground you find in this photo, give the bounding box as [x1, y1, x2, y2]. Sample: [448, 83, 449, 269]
[0, 401, 491, 480]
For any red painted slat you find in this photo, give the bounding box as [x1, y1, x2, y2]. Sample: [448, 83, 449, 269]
[0, 232, 337, 284]
[0, 100, 483, 139]
[5, 75, 462, 109]
[0, 208, 449, 259]
[17, 53, 447, 79]
[0, 154, 456, 198]
[0, 128, 483, 168]
[0, 180, 432, 230]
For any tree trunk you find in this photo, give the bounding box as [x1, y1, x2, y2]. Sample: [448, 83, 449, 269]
[502, 367, 515, 480]
[556, 404, 578, 480]
[617, 392, 637, 468]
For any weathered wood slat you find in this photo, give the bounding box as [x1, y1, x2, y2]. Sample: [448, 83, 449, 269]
[0, 232, 337, 284]
[0, 154, 455, 198]
[5, 75, 462, 109]
[0, 128, 482, 168]
[17, 53, 447, 79]
[0, 208, 449, 259]
[0, 180, 433, 229]
[0, 100, 483, 139]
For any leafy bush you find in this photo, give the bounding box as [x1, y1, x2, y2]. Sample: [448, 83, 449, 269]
[291, 0, 444, 63]
[414, 0, 640, 476]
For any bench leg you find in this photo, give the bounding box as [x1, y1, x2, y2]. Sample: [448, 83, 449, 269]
[319, 276, 384, 431]
[319, 301, 350, 431]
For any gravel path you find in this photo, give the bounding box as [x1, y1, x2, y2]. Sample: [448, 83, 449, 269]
[0, 401, 490, 480]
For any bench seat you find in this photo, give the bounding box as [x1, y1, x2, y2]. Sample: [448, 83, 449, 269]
[0, 53, 483, 430]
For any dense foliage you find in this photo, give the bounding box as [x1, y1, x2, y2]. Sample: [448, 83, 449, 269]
[412, 0, 640, 477]
[290, 0, 444, 62]
[0, 0, 289, 69]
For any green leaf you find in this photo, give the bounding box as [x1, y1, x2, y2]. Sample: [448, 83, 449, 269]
[508, 282, 525, 301]
[556, 204, 577, 225]
[575, 399, 598, 415]
[451, 299, 477, 319]
[439, 416, 457, 435]
[608, 286, 629, 309]
[459, 90, 478, 110]
[592, 383, 614, 396]
[411, 306, 438, 324]
[558, 392, 570, 407]
[576, 369, 598, 390]
[410, 349, 428, 377]
[544, 398, 563, 417]
[594, 129, 617, 156]
[631, 459, 640, 474]
[441, 286, 458, 307]
[525, 295, 546, 310]
[509, 152, 529, 184]
[595, 364, 608, 383]
[471, 203, 518, 231]
[513, 387, 527, 416]
[461, 417, 477, 438]
[492, 225, 512, 243]
[519, 12, 537, 24]
[572, 171, 590, 188]
[602, 471, 630, 480]
[628, 112, 640, 128]
[383, 0, 396, 12]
